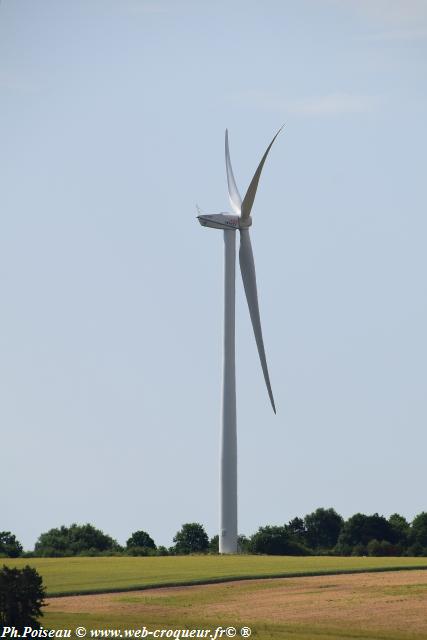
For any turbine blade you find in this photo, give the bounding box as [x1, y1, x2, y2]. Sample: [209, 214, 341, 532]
[225, 129, 242, 215]
[239, 229, 276, 413]
[241, 125, 284, 221]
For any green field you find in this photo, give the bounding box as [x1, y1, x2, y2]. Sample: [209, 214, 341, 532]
[5, 555, 427, 596]
[42, 568, 427, 639]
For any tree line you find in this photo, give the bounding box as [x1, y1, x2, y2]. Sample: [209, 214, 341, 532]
[2, 508, 427, 558]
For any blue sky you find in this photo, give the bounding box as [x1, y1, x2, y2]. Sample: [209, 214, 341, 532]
[1, 0, 426, 550]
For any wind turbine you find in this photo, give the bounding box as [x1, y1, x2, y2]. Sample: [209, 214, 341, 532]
[198, 127, 282, 554]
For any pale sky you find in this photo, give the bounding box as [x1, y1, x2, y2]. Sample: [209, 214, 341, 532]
[1, 0, 426, 550]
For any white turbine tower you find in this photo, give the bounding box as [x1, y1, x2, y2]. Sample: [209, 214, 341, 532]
[198, 127, 282, 554]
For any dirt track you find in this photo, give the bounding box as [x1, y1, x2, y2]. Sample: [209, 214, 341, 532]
[47, 569, 427, 634]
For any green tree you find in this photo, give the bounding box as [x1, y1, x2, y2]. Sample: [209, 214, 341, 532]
[248, 526, 310, 556]
[172, 523, 209, 554]
[126, 531, 156, 551]
[410, 512, 427, 547]
[336, 513, 397, 552]
[287, 517, 307, 543]
[304, 508, 344, 550]
[389, 514, 410, 546]
[0, 532, 23, 558]
[34, 523, 121, 556]
[209, 535, 219, 553]
[238, 534, 250, 554]
[0, 565, 45, 631]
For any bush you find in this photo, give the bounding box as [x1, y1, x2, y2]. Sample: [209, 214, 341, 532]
[248, 526, 311, 556]
[34, 547, 67, 558]
[353, 539, 400, 557]
[34, 523, 121, 556]
[351, 543, 367, 557]
[156, 546, 169, 556]
[208, 534, 250, 554]
[334, 542, 352, 556]
[126, 546, 157, 557]
[405, 543, 426, 557]
[0, 565, 45, 631]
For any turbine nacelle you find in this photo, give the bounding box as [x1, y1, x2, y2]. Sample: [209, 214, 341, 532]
[197, 213, 252, 230]
[197, 213, 239, 230]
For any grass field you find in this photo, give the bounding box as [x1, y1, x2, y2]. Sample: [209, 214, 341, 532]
[43, 569, 427, 639]
[4, 555, 427, 596]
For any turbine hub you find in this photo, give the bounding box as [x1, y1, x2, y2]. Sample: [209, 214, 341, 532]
[239, 216, 252, 229]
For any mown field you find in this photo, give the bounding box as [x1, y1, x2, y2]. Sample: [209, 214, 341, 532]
[44, 569, 427, 639]
[5, 555, 427, 596]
